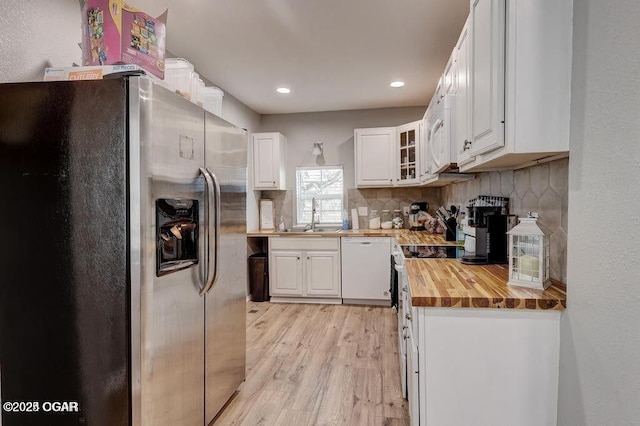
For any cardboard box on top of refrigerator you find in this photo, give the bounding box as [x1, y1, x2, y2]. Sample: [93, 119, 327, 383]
[79, 0, 167, 79]
[43, 64, 147, 81]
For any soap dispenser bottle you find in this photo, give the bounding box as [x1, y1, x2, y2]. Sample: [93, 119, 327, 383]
[278, 216, 286, 232]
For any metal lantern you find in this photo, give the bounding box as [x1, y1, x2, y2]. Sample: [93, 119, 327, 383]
[507, 212, 551, 290]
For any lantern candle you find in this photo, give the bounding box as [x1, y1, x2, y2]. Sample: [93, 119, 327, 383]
[507, 213, 551, 290]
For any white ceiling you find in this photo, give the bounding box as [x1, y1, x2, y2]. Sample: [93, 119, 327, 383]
[133, 0, 470, 114]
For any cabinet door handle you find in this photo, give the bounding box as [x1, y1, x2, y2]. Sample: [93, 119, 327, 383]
[297, 257, 300, 260]
[463, 140, 472, 151]
[307, 256, 310, 260]
[405, 314, 411, 321]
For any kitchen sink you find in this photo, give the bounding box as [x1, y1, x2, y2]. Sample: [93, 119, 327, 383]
[282, 227, 343, 234]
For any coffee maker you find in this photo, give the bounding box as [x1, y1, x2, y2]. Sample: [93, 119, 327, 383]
[461, 206, 511, 265]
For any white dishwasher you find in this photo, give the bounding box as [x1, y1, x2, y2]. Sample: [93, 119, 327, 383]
[341, 237, 391, 305]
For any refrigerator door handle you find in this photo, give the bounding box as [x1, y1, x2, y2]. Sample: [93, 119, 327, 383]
[199, 167, 216, 296]
[199, 167, 221, 296]
[206, 167, 222, 294]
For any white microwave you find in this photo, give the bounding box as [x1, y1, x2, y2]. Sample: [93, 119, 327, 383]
[426, 94, 457, 174]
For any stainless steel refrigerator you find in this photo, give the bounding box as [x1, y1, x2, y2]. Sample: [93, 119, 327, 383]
[0, 77, 247, 426]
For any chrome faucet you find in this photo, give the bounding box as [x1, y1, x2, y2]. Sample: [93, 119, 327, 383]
[311, 197, 317, 231]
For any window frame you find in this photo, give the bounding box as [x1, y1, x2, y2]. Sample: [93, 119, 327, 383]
[295, 165, 345, 227]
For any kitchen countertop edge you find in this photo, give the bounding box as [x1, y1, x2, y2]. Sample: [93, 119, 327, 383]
[405, 259, 566, 311]
[247, 229, 461, 245]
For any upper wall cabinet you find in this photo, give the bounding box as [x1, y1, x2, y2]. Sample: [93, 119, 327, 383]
[469, 0, 506, 157]
[455, 16, 475, 168]
[462, 0, 572, 172]
[443, 50, 457, 96]
[252, 132, 287, 189]
[396, 120, 422, 186]
[354, 127, 397, 187]
[355, 122, 422, 188]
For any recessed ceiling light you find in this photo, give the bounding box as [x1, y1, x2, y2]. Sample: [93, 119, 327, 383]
[390, 81, 405, 88]
[276, 87, 291, 94]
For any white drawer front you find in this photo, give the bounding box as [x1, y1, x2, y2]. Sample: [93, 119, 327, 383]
[270, 237, 340, 251]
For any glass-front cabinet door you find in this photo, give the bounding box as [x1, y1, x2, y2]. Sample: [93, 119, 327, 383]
[396, 120, 421, 186]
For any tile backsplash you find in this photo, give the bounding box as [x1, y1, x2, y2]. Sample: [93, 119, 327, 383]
[260, 157, 568, 284]
[261, 187, 441, 230]
[261, 190, 294, 229]
[347, 188, 440, 229]
[441, 158, 569, 283]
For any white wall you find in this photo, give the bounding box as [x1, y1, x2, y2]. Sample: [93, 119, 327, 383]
[558, 0, 640, 424]
[0, 0, 82, 82]
[220, 92, 261, 132]
[259, 107, 426, 190]
[0, 1, 261, 132]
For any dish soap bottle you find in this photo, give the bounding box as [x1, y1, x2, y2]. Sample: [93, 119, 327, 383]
[278, 216, 286, 232]
[342, 209, 350, 230]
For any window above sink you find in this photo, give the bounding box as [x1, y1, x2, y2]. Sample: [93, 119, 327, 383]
[295, 166, 344, 227]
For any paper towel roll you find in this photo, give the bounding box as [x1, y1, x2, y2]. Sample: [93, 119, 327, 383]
[351, 208, 359, 230]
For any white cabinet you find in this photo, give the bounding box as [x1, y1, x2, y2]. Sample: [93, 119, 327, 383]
[419, 105, 433, 183]
[251, 132, 287, 189]
[396, 121, 421, 186]
[443, 50, 457, 96]
[469, 0, 506, 157]
[354, 127, 396, 187]
[268, 237, 341, 302]
[270, 250, 303, 296]
[407, 326, 420, 426]
[415, 308, 561, 426]
[455, 16, 475, 167]
[403, 281, 561, 425]
[355, 122, 422, 188]
[305, 251, 341, 297]
[433, 74, 445, 104]
[405, 281, 420, 426]
[461, 0, 572, 171]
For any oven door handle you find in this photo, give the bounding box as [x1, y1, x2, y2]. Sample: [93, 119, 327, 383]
[199, 167, 221, 296]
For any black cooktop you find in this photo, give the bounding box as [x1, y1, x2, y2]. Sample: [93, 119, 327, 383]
[400, 245, 459, 259]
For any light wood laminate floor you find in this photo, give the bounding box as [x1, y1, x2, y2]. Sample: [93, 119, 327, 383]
[213, 302, 409, 426]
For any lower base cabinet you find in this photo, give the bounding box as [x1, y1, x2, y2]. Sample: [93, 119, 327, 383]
[305, 250, 341, 297]
[407, 305, 561, 426]
[270, 250, 303, 296]
[407, 326, 420, 426]
[268, 237, 341, 302]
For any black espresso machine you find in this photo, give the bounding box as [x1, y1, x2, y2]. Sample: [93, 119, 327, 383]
[461, 204, 513, 265]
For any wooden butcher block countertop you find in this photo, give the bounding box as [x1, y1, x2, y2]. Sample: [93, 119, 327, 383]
[247, 229, 458, 245]
[393, 230, 458, 245]
[405, 259, 566, 310]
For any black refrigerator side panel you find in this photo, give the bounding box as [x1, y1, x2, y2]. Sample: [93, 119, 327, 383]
[0, 80, 130, 426]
